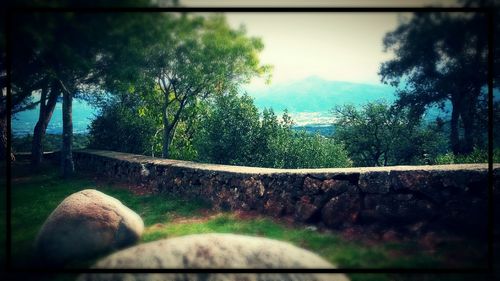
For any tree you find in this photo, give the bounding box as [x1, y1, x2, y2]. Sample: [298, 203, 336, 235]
[252, 108, 289, 167]
[168, 99, 209, 161]
[197, 91, 259, 165]
[333, 101, 446, 166]
[13, 14, 65, 166]
[88, 95, 158, 155]
[379, 9, 492, 154]
[2, 7, 54, 161]
[0, 9, 8, 161]
[284, 131, 352, 169]
[31, 82, 59, 167]
[197, 92, 352, 169]
[88, 87, 352, 169]
[10, 1, 162, 175]
[149, 14, 270, 158]
[10, 12, 96, 175]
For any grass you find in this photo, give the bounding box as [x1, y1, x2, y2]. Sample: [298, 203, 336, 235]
[5, 161, 210, 268]
[142, 214, 444, 271]
[0, 161, 491, 281]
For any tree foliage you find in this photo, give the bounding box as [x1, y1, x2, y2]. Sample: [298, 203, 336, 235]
[333, 101, 447, 166]
[8, 1, 165, 172]
[137, 14, 271, 158]
[87, 95, 158, 155]
[89, 91, 353, 169]
[379, 10, 491, 154]
[193, 92, 351, 168]
[197, 92, 260, 165]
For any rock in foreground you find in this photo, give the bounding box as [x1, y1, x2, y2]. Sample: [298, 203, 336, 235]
[35, 189, 144, 265]
[79, 233, 349, 281]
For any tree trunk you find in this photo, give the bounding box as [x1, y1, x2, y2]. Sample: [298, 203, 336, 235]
[31, 86, 48, 167]
[31, 85, 58, 168]
[161, 98, 170, 159]
[461, 104, 475, 154]
[161, 93, 187, 159]
[162, 121, 178, 159]
[450, 100, 461, 155]
[162, 124, 172, 159]
[61, 89, 74, 178]
[0, 85, 13, 162]
[0, 112, 11, 162]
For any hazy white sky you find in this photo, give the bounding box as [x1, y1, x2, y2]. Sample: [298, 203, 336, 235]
[225, 13, 405, 88]
[183, 0, 461, 88]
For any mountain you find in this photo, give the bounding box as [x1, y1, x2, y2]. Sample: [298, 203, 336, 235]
[246, 76, 397, 113]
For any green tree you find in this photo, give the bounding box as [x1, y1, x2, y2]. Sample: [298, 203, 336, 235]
[333, 101, 446, 166]
[88, 96, 158, 155]
[3, 7, 57, 162]
[9, 0, 161, 175]
[252, 108, 291, 167]
[379, 8, 494, 155]
[286, 131, 352, 169]
[4, 1, 186, 164]
[147, 14, 270, 158]
[196, 91, 259, 165]
[197, 92, 351, 169]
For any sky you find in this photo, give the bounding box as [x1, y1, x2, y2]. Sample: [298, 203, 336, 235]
[178, 0, 462, 89]
[225, 13, 405, 88]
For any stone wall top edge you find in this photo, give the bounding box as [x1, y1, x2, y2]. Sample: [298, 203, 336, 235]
[73, 149, 496, 175]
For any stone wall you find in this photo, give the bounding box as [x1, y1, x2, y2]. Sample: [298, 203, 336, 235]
[69, 149, 499, 237]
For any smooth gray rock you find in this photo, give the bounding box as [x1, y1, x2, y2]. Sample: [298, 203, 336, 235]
[78, 233, 349, 281]
[35, 189, 144, 265]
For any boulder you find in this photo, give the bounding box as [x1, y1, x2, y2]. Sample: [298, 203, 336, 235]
[35, 189, 144, 265]
[78, 233, 349, 281]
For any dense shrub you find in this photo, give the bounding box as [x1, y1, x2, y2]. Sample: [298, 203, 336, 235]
[197, 92, 352, 168]
[87, 101, 157, 155]
[435, 148, 500, 164]
[87, 93, 496, 169]
[195, 93, 260, 165]
[333, 101, 448, 166]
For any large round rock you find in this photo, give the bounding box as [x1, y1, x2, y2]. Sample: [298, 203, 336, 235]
[79, 233, 349, 281]
[35, 189, 144, 265]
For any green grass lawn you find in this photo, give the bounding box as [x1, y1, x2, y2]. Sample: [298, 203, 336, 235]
[1, 161, 490, 281]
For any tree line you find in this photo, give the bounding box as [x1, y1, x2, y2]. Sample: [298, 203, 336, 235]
[87, 91, 353, 168]
[2, 0, 499, 176]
